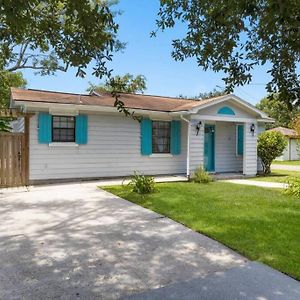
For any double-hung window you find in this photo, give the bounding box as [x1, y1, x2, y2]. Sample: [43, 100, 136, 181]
[152, 121, 171, 154]
[52, 116, 75, 142]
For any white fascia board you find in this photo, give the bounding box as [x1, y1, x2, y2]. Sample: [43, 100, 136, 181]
[257, 118, 275, 123]
[190, 114, 258, 123]
[13, 100, 175, 119]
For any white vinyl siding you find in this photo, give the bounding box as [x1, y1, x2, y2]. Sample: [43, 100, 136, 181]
[11, 118, 24, 133]
[278, 138, 300, 161]
[215, 122, 243, 172]
[243, 122, 258, 175]
[290, 139, 300, 160]
[189, 121, 204, 173]
[29, 113, 187, 181]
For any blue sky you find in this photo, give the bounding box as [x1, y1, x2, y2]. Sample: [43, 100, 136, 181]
[22, 0, 273, 105]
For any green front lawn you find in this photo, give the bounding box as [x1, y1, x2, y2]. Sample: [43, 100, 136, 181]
[250, 169, 300, 183]
[273, 160, 300, 166]
[104, 182, 300, 280]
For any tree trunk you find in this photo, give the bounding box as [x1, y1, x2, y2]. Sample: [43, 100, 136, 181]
[264, 163, 271, 174]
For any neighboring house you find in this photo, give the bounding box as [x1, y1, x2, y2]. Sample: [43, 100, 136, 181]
[268, 127, 300, 161]
[10, 88, 273, 184]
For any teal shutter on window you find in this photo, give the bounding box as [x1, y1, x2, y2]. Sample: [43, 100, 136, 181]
[171, 120, 181, 155]
[237, 124, 244, 155]
[76, 115, 88, 144]
[38, 112, 52, 143]
[141, 118, 152, 155]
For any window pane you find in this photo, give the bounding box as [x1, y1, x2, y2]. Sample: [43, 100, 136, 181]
[52, 116, 75, 142]
[152, 121, 170, 154]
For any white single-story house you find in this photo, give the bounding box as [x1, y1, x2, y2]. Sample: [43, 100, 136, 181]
[268, 127, 300, 161]
[10, 88, 273, 184]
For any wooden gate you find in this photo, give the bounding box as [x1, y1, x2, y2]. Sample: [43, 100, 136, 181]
[0, 133, 28, 187]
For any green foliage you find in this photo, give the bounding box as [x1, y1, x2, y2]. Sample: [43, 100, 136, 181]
[257, 131, 287, 174]
[0, 71, 27, 108]
[285, 177, 300, 197]
[0, 1, 122, 78]
[88, 73, 147, 94]
[178, 87, 227, 100]
[0, 1, 143, 120]
[256, 94, 298, 129]
[154, 1, 300, 108]
[191, 167, 213, 183]
[0, 70, 27, 132]
[0, 118, 12, 132]
[128, 172, 156, 194]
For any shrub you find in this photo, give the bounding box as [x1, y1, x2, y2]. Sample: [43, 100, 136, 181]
[257, 131, 287, 174]
[284, 177, 300, 197]
[128, 171, 156, 194]
[191, 167, 213, 183]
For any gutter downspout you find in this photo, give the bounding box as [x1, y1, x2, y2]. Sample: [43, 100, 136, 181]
[181, 115, 190, 179]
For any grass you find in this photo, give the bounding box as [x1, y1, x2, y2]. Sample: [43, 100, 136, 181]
[273, 160, 300, 166]
[250, 169, 300, 183]
[104, 182, 300, 280]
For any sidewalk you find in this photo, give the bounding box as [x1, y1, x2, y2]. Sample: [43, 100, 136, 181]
[224, 179, 287, 189]
[272, 164, 300, 171]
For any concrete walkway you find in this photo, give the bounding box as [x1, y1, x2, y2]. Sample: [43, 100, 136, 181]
[225, 179, 288, 189]
[272, 164, 300, 171]
[0, 175, 188, 194]
[0, 182, 299, 299]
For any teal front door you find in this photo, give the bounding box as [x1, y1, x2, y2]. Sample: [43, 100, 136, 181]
[204, 124, 215, 172]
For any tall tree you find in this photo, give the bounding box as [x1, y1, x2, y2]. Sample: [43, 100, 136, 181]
[88, 73, 147, 94]
[256, 94, 298, 129]
[154, 1, 300, 109]
[0, 71, 27, 131]
[0, 1, 122, 78]
[0, 1, 140, 118]
[0, 71, 27, 108]
[178, 87, 227, 100]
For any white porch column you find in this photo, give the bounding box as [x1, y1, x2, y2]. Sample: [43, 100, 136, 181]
[243, 121, 258, 176]
[188, 119, 205, 176]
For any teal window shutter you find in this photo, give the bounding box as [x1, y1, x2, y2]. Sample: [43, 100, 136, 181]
[171, 120, 181, 155]
[38, 112, 52, 143]
[237, 124, 244, 155]
[76, 115, 88, 144]
[141, 118, 152, 155]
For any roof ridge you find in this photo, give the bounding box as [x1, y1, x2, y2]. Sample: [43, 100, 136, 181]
[26, 88, 90, 97]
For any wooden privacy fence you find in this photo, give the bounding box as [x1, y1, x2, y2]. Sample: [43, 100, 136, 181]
[0, 133, 28, 187]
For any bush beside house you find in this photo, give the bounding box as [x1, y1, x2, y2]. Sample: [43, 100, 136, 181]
[257, 131, 287, 174]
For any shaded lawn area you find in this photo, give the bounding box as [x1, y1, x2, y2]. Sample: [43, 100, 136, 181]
[273, 160, 300, 166]
[250, 169, 300, 183]
[104, 182, 300, 280]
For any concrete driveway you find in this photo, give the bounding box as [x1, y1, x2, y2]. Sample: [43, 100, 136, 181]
[0, 182, 299, 299]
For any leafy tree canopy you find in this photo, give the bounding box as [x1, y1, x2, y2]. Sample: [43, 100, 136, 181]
[0, 0, 122, 78]
[87, 73, 147, 94]
[0, 70, 27, 131]
[291, 115, 300, 135]
[0, 71, 27, 108]
[178, 87, 227, 100]
[256, 94, 299, 129]
[154, 1, 300, 109]
[0, 1, 140, 119]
